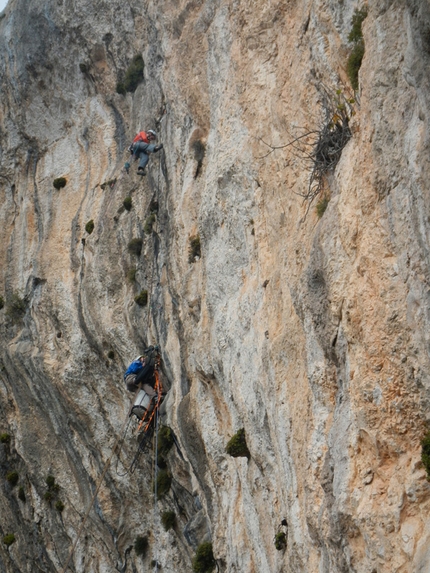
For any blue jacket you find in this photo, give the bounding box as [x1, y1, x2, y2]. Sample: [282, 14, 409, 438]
[124, 358, 144, 379]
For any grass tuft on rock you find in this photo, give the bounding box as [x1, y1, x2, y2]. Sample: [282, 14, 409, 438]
[346, 7, 367, 91]
[6, 293, 26, 323]
[0, 433, 11, 444]
[192, 542, 215, 573]
[127, 267, 137, 283]
[226, 428, 250, 459]
[134, 535, 148, 557]
[154, 469, 172, 499]
[3, 534, 15, 547]
[161, 510, 176, 531]
[85, 220, 95, 235]
[188, 235, 201, 263]
[158, 426, 174, 457]
[316, 197, 329, 218]
[53, 177, 67, 190]
[274, 531, 287, 550]
[421, 431, 430, 478]
[128, 238, 143, 256]
[6, 471, 19, 487]
[117, 54, 144, 94]
[134, 290, 148, 307]
[123, 196, 132, 211]
[144, 213, 156, 234]
[55, 500, 65, 512]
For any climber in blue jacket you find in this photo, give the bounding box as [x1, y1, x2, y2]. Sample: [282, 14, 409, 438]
[124, 353, 156, 396]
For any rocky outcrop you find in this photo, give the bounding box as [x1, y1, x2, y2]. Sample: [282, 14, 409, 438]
[1, 0, 430, 571]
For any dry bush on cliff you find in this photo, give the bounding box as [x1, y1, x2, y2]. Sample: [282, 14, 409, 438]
[258, 85, 353, 215]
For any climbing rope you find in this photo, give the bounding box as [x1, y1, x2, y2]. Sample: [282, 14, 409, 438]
[152, 403, 161, 572]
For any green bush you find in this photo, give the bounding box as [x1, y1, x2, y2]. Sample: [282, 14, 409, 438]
[192, 542, 215, 573]
[134, 535, 148, 557]
[6, 293, 26, 322]
[316, 197, 329, 218]
[144, 213, 156, 234]
[3, 534, 15, 547]
[53, 177, 67, 190]
[0, 433, 11, 444]
[348, 8, 368, 43]
[127, 267, 137, 283]
[347, 42, 365, 91]
[123, 196, 132, 211]
[46, 475, 56, 489]
[161, 510, 176, 531]
[421, 431, 430, 478]
[274, 531, 287, 551]
[44, 491, 53, 502]
[18, 487, 26, 502]
[346, 8, 367, 91]
[85, 219, 95, 235]
[158, 426, 174, 457]
[122, 55, 144, 93]
[155, 469, 172, 499]
[134, 290, 148, 307]
[55, 500, 65, 512]
[226, 428, 250, 459]
[0, 296, 4, 310]
[116, 82, 126, 95]
[6, 471, 19, 487]
[188, 235, 201, 263]
[128, 238, 143, 256]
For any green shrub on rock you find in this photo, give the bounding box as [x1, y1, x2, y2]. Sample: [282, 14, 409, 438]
[155, 469, 172, 499]
[346, 8, 367, 91]
[123, 55, 144, 93]
[134, 535, 148, 557]
[192, 542, 215, 573]
[144, 213, 156, 234]
[3, 534, 15, 547]
[85, 220, 95, 235]
[53, 177, 67, 190]
[421, 431, 430, 478]
[128, 238, 143, 256]
[226, 428, 250, 459]
[0, 433, 11, 444]
[6, 471, 19, 487]
[188, 235, 201, 263]
[161, 510, 176, 531]
[274, 531, 287, 550]
[158, 426, 174, 456]
[6, 293, 26, 322]
[123, 196, 132, 211]
[134, 290, 148, 307]
[55, 500, 65, 512]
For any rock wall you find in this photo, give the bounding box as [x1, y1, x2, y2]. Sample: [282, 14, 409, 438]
[1, 0, 430, 572]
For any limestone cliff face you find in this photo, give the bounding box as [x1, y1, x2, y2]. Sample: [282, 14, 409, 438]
[1, 0, 430, 571]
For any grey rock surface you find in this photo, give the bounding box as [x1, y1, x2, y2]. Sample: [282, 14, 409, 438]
[1, 0, 430, 572]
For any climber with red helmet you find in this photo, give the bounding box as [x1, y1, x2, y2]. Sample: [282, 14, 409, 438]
[128, 129, 163, 175]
